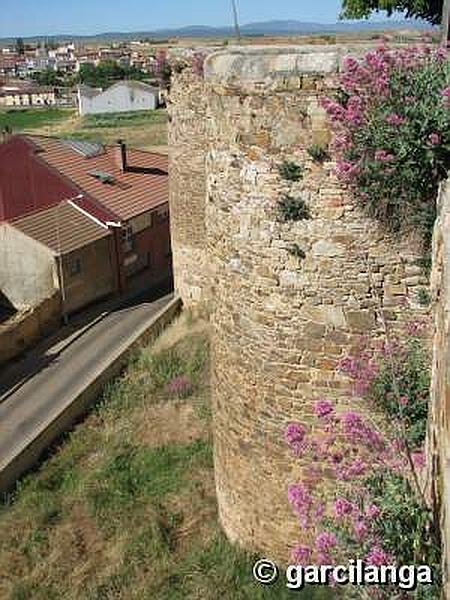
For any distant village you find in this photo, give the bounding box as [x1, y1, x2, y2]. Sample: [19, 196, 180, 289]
[0, 38, 199, 113]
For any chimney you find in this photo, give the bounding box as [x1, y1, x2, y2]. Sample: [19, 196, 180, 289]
[114, 139, 127, 173]
[0, 126, 13, 145]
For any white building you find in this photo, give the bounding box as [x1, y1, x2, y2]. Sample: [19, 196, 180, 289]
[0, 81, 56, 107]
[77, 80, 159, 116]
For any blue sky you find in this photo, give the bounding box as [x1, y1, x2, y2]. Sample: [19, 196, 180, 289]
[1, 0, 405, 37]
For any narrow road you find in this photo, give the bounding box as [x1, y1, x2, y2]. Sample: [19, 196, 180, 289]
[0, 291, 175, 484]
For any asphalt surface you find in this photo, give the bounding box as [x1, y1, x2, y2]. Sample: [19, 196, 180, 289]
[0, 289, 174, 474]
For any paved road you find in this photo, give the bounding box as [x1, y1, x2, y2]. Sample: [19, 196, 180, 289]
[0, 290, 174, 478]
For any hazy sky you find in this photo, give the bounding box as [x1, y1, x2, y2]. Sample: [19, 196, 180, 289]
[1, 0, 403, 37]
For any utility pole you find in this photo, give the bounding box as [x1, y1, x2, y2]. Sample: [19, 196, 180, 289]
[443, 0, 450, 43]
[231, 0, 241, 43]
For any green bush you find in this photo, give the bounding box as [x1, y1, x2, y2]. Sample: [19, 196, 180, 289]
[369, 336, 430, 448]
[277, 194, 311, 222]
[306, 144, 330, 162]
[277, 160, 304, 182]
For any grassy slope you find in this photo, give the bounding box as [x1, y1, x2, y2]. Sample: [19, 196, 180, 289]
[0, 313, 333, 600]
[0, 108, 168, 152]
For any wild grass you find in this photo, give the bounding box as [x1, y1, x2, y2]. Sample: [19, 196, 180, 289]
[0, 314, 332, 599]
[1, 107, 168, 152]
[0, 108, 74, 131]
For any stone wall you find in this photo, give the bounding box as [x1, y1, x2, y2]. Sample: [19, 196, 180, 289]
[201, 47, 427, 562]
[168, 70, 210, 309]
[428, 178, 450, 597]
[168, 45, 431, 563]
[0, 292, 61, 366]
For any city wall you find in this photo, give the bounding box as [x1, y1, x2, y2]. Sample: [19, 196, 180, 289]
[169, 46, 429, 561]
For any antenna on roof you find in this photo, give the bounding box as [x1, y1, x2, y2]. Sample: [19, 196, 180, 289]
[231, 0, 241, 43]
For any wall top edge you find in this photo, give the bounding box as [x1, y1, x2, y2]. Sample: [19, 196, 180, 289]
[204, 44, 375, 86]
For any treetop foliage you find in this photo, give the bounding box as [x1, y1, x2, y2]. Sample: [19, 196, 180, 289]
[341, 0, 444, 25]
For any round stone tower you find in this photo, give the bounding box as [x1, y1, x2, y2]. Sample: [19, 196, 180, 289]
[168, 69, 210, 308]
[203, 47, 425, 561]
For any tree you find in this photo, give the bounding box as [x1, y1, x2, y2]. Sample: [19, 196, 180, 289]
[341, 0, 443, 26]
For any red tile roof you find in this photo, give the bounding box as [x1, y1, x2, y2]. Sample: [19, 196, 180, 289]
[0, 135, 168, 224]
[29, 135, 168, 221]
[0, 136, 80, 221]
[11, 201, 111, 254]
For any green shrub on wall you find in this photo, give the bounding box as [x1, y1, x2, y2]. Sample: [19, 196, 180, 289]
[278, 160, 304, 182]
[277, 194, 311, 222]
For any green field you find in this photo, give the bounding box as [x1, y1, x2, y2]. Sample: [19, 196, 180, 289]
[0, 108, 75, 131]
[0, 313, 333, 600]
[0, 107, 168, 152]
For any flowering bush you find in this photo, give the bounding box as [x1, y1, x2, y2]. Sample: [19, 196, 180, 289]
[322, 43, 450, 248]
[339, 326, 430, 448]
[285, 400, 439, 598]
[284, 325, 440, 597]
[154, 51, 206, 87]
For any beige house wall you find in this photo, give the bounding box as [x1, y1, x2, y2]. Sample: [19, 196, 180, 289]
[0, 223, 58, 309]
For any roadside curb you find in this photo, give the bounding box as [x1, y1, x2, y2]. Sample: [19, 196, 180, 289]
[0, 294, 182, 494]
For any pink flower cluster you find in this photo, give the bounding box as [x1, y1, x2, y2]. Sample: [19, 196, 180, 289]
[165, 374, 194, 398]
[339, 349, 379, 396]
[374, 149, 395, 163]
[321, 43, 448, 191]
[366, 545, 394, 567]
[442, 86, 450, 108]
[285, 400, 395, 486]
[288, 483, 314, 528]
[385, 113, 406, 126]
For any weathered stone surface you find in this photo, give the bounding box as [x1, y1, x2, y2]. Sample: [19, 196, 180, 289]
[169, 46, 427, 564]
[344, 309, 376, 332]
[168, 69, 211, 308]
[311, 240, 346, 257]
[427, 178, 450, 597]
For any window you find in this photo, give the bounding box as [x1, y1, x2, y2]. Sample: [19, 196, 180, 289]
[121, 223, 135, 253]
[153, 205, 169, 225]
[69, 257, 82, 277]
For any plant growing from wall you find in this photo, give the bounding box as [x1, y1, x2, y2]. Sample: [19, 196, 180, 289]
[277, 194, 311, 222]
[321, 44, 450, 251]
[339, 325, 431, 448]
[288, 244, 307, 260]
[284, 323, 441, 597]
[278, 160, 304, 182]
[307, 144, 330, 163]
[417, 287, 432, 306]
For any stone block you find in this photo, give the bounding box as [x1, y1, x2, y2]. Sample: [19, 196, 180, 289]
[311, 240, 346, 257]
[344, 310, 376, 332]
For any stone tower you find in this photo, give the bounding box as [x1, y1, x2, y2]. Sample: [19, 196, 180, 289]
[170, 46, 425, 562]
[168, 69, 210, 308]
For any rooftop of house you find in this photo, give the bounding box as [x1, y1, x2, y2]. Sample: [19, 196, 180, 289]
[0, 134, 168, 253]
[10, 200, 111, 255]
[0, 134, 168, 222]
[79, 80, 160, 98]
[0, 81, 55, 96]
